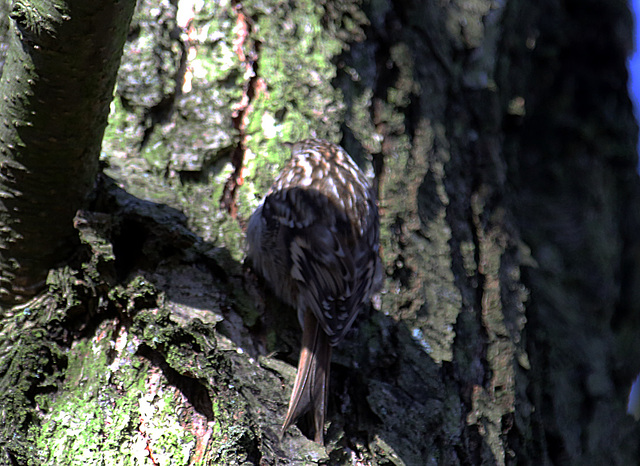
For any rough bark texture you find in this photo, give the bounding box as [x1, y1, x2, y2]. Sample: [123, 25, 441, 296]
[0, 0, 639, 465]
[0, 0, 136, 302]
[501, 1, 640, 463]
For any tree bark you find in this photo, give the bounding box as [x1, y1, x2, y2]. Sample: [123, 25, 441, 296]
[0, 0, 136, 303]
[501, 1, 640, 462]
[1, 0, 639, 464]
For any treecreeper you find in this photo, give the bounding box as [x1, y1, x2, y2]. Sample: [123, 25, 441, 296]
[246, 138, 381, 443]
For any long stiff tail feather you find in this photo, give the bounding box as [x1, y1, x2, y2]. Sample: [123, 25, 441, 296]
[281, 310, 332, 443]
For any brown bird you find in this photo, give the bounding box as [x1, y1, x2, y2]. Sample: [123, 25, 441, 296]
[246, 138, 381, 443]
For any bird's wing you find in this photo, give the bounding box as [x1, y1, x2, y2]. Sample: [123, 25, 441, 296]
[264, 187, 378, 345]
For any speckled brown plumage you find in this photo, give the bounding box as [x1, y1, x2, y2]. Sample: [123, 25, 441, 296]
[246, 138, 381, 443]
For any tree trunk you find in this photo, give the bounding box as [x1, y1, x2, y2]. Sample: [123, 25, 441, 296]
[0, 0, 136, 303]
[1, 0, 639, 464]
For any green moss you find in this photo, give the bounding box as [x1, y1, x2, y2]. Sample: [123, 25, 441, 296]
[0, 300, 67, 465]
[35, 316, 201, 466]
[100, 0, 368, 264]
[23, 258, 258, 464]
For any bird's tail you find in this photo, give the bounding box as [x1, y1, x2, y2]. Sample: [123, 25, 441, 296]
[281, 310, 332, 443]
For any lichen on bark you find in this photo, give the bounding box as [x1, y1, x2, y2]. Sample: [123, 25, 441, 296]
[2, 0, 640, 464]
[101, 0, 368, 258]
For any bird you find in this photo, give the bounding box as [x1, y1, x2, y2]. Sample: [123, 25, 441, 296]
[246, 138, 381, 443]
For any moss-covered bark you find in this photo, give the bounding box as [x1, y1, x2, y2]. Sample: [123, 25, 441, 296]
[0, 0, 136, 302]
[2, 0, 639, 464]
